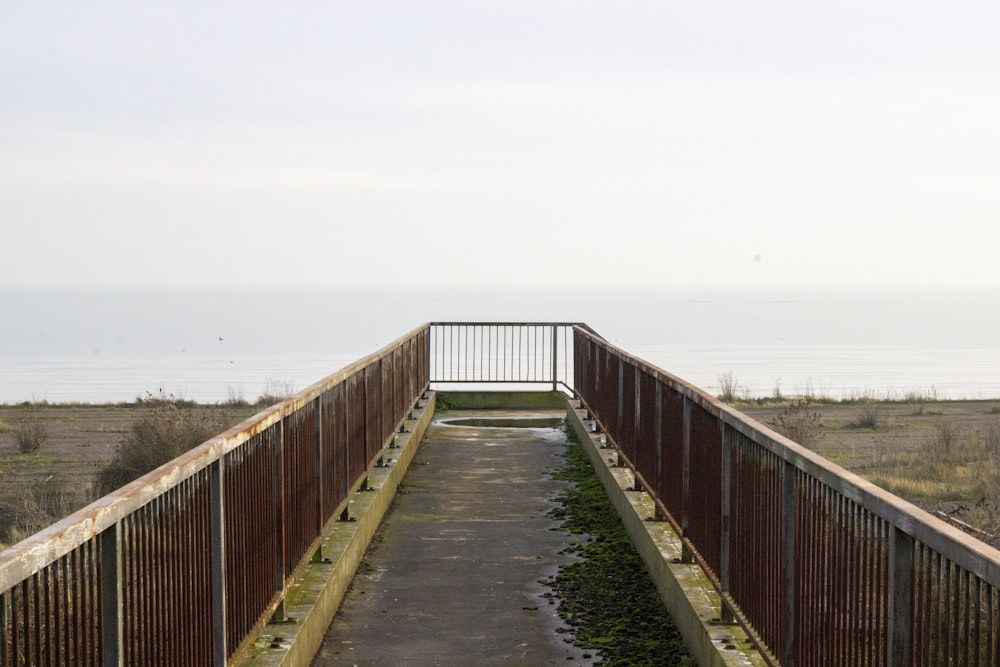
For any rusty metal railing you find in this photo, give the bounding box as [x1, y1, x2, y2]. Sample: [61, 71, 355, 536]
[0, 324, 430, 667]
[429, 322, 590, 391]
[9, 320, 1000, 666]
[574, 326, 1000, 665]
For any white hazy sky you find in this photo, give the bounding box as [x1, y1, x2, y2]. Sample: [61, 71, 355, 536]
[2, 1, 999, 288]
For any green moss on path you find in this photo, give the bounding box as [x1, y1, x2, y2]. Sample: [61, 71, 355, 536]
[545, 426, 693, 666]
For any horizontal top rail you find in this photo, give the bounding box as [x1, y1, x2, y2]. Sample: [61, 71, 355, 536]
[0, 322, 431, 590]
[573, 325, 1000, 587]
[431, 321, 602, 337]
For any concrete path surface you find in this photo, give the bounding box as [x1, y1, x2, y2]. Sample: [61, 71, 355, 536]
[310, 409, 598, 667]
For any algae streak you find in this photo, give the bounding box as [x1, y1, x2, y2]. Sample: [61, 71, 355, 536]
[544, 425, 694, 667]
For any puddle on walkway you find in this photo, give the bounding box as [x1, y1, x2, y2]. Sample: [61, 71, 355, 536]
[439, 417, 564, 429]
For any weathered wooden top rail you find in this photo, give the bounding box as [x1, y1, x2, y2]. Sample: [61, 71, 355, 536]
[4, 321, 1000, 666]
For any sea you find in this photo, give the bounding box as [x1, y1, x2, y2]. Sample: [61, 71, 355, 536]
[1, 285, 999, 404]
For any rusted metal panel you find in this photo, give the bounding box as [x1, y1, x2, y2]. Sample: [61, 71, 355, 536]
[281, 405, 319, 581]
[319, 384, 345, 526]
[619, 362, 637, 467]
[116, 474, 215, 666]
[0, 541, 103, 667]
[223, 426, 280, 660]
[657, 384, 685, 529]
[346, 372, 366, 485]
[728, 429, 786, 658]
[686, 403, 723, 579]
[364, 363, 381, 466]
[635, 369, 658, 494]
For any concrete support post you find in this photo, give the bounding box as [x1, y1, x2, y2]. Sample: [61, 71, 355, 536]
[210, 459, 228, 666]
[888, 527, 914, 667]
[100, 524, 122, 667]
[782, 460, 798, 666]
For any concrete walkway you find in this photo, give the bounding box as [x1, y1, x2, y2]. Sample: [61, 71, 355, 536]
[310, 410, 597, 667]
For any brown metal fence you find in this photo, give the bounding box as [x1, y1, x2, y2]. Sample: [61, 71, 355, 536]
[0, 324, 429, 667]
[573, 325, 1000, 666]
[429, 322, 582, 390]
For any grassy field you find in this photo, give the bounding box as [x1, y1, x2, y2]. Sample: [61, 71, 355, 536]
[0, 401, 258, 549]
[738, 397, 1000, 545]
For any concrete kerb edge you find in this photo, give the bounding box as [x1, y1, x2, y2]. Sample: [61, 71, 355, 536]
[241, 391, 437, 667]
[564, 400, 767, 667]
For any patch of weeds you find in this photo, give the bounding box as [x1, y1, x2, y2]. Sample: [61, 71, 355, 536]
[717, 371, 740, 403]
[767, 401, 822, 447]
[544, 426, 692, 666]
[851, 401, 883, 429]
[14, 406, 48, 453]
[434, 393, 457, 411]
[256, 378, 297, 407]
[98, 402, 227, 494]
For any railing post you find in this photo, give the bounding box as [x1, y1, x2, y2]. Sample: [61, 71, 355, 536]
[618, 357, 624, 435]
[888, 527, 914, 666]
[314, 396, 324, 541]
[783, 460, 798, 665]
[681, 397, 693, 563]
[100, 524, 122, 667]
[655, 382, 663, 520]
[720, 421, 732, 623]
[551, 325, 558, 390]
[273, 415, 286, 621]
[634, 370, 641, 479]
[210, 459, 228, 666]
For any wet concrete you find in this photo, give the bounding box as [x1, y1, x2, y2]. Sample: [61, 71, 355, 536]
[311, 410, 597, 667]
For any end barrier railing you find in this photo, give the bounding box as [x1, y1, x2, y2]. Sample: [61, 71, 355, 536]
[429, 322, 589, 392]
[0, 324, 430, 667]
[573, 326, 1000, 666]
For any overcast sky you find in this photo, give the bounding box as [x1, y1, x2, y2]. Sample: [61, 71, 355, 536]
[2, 2, 998, 288]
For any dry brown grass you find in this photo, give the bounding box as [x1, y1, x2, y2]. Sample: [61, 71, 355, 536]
[0, 402, 257, 550]
[743, 401, 1000, 547]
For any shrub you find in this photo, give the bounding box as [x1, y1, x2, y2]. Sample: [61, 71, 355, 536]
[905, 386, 939, 415]
[768, 401, 822, 447]
[223, 385, 250, 407]
[257, 378, 297, 407]
[0, 476, 83, 547]
[14, 408, 48, 453]
[717, 371, 739, 403]
[925, 420, 961, 460]
[98, 403, 226, 494]
[984, 418, 1000, 458]
[854, 401, 883, 429]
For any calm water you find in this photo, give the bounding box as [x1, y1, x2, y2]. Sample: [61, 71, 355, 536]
[1, 286, 999, 403]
